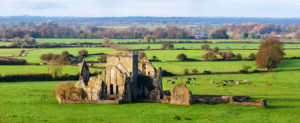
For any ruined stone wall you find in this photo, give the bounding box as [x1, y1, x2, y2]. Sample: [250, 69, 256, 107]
[138, 57, 163, 91]
[106, 53, 139, 100]
[106, 53, 138, 79]
[171, 84, 192, 105]
[101, 66, 127, 100]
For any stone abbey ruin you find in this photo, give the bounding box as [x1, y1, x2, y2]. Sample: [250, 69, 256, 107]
[55, 52, 267, 107]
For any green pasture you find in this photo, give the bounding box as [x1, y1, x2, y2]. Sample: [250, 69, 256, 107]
[0, 48, 27, 57]
[153, 59, 300, 75]
[118, 43, 300, 50]
[34, 38, 300, 44]
[153, 61, 256, 74]
[0, 70, 300, 122]
[19, 47, 116, 63]
[141, 50, 300, 62]
[0, 42, 10, 46]
[0, 65, 102, 76]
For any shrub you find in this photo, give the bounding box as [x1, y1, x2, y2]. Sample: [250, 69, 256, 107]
[201, 44, 210, 50]
[202, 51, 217, 61]
[102, 37, 110, 47]
[191, 68, 199, 74]
[240, 65, 251, 73]
[78, 49, 88, 57]
[220, 51, 235, 61]
[174, 115, 181, 120]
[248, 53, 256, 60]
[146, 46, 151, 50]
[242, 56, 248, 61]
[54, 82, 83, 100]
[235, 53, 242, 61]
[40, 53, 60, 63]
[161, 42, 174, 50]
[183, 68, 189, 75]
[176, 53, 187, 62]
[212, 47, 220, 53]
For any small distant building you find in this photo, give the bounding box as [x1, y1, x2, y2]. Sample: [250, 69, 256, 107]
[194, 33, 208, 39]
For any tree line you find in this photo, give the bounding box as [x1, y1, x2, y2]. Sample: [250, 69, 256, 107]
[0, 22, 192, 39]
[1, 21, 300, 40]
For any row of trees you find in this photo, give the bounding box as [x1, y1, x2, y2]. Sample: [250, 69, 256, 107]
[40, 49, 88, 65]
[2, 21, 300, 40]
[0, 22, 192, 39]
[222, 23, 300, 39]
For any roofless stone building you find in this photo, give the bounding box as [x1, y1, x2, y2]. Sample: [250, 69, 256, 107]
[56, 52, 266, 107]
[74, 52, 162, 104]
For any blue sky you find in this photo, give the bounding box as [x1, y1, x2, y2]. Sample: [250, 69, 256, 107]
[0, 0, 299, 17]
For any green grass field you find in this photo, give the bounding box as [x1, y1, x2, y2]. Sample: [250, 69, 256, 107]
[0, 65, 102, 76]
[0, 48, 27, 57]
[18, 47, 116, 63]
[35, 38, 300, 44]
[153, 61, 256, 74]
[152, 59, 300, 74]
[0, 42, 10, 46]
[141, 50, 300, 62]
[118, 43, 300, 50]
[0, 71, 299, 122]
[1, 39, 300, 122]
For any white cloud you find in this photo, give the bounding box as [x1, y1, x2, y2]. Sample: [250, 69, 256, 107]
[0, 0, 299, 17]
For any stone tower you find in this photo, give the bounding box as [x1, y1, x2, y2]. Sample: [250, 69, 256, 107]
[106, 52, 139, 100]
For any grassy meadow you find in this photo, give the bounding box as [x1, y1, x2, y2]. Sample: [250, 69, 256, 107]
[0, 42, 10, 46]
[1, 38, 300, 122]
[118, 43, 300, 50]
[35, 38, 300, 44]
[141, 50, 300, 62]
[0, 48, 27, 57]
[0, 71, 300, 122]
[19, 47, 116, 63]
[0, 65, 102, 76]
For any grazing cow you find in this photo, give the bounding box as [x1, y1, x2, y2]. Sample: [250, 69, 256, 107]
[224, 80, 228, 83]
[210, 80, 215, 84]
[243, 80, 248, 83]
[172, 81, 175, 84]
[235, 81, 240, 85]
[193, 77, 196, 80]
[223, 83, 227, 86]
[167, 80, 171, 83]
[188, 78, 191, 81]
[186, 81, 190, 84]
[229, 80, 234, 82]
[191, 82, 194, 85]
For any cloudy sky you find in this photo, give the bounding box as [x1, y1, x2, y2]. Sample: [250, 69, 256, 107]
[0, 0, 299, 17]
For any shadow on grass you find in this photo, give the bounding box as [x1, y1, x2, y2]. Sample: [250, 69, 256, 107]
[267, 105, 295, 109]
